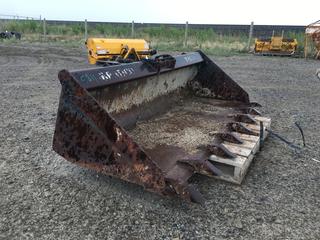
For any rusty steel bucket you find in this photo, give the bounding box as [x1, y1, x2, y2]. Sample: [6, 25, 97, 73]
[53, 51, 270, 203]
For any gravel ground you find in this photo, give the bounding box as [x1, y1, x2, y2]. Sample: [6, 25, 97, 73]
[0, 43, 319, 240]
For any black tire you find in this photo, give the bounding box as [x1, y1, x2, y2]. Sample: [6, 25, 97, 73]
[13, 32, 21, 40]
[5, 32, 13, 39]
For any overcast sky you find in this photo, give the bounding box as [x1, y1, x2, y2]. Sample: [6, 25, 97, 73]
[1, 0, 319, 25]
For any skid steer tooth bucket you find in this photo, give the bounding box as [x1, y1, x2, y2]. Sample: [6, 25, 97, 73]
[53, 51, 271, 203]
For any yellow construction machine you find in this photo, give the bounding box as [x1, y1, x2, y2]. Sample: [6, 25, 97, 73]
[85, 38, 157, 65]
[254, 33, 298, 56]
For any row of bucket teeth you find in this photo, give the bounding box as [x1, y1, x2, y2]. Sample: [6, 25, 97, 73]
[175, 107, 269, 204]
[211, 108, 265, 160]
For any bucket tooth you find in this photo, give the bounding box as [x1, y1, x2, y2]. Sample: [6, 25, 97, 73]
[165, 177, 204, 204]
[233, 114, 258, 124]
[228, 122, 259, 136]
[206, 143, 237, 159]
[214, 132, 244, 144]
[250, 102, 262, 107]
[178, 158, 223, 176]
[241, 107, 262, 116]
[187, 185, 205, 204]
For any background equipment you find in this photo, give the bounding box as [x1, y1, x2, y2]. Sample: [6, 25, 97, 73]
[0, 31, 21, 40]
[305, 20, 320, 59]
[254, 32, 297, 56]
[85, 38, 157, 65]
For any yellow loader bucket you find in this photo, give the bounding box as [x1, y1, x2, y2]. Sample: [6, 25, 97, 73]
[53, 51, 270, 203]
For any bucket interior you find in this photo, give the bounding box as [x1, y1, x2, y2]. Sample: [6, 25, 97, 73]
[87, 65, 246, 174]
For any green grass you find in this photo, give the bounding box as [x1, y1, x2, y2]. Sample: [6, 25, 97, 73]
[0, 20, 307, 56]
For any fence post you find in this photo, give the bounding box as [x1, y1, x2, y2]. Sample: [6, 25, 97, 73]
[43, 18, 46, 41]
[304, 35, 308, 59]
[84, 19, 88, 40]
[184, 21, 188, 47]
[247, 21, 254, 52]
[131, 21, 135, 38]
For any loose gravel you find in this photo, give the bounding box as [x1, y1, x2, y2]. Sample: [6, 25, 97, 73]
[0, 43, 319, 240]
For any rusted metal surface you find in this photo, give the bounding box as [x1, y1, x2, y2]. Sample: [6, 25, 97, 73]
[306, 20, 320, 59]
[53, 51, 267, 203]
[306, 21, 320, 43]
[194, 51, 249, 103]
